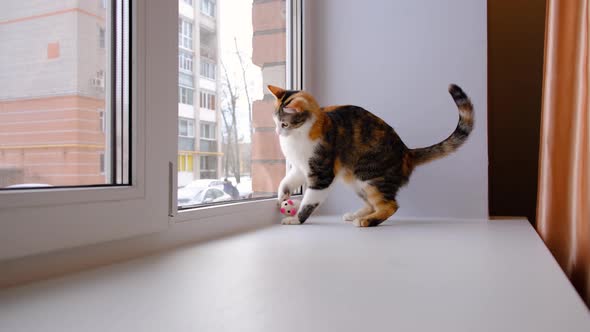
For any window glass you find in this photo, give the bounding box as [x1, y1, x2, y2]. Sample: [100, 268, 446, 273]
[179, 19, 193, 50]
[200, 122, 215, 139]
[0, 0, 129, 188]
[179, 119, 195, 137]
[200, 60, 216, 80]
[179, 51, 193, 72]
[200, 0, 216, 17]
[179, 86, 194, 105]
[199, 91, 215, 110]
[177, 0, 287, 207]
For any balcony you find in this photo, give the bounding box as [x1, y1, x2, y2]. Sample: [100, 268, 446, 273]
[199, 13, 216, 32]
[199, 139, 217, 152]
[179, 137, 195, 151]
[200, 47, 216, 61]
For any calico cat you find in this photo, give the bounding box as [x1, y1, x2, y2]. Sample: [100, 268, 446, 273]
[269, 84, 474, 227]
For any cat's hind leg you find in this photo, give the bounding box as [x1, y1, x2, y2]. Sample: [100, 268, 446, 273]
[343, 204, 374, 222]
[343, 182, 374, 221]
[352, 185, 398, 227]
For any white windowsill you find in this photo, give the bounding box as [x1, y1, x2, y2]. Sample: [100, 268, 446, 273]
[1, 217, 589, 331]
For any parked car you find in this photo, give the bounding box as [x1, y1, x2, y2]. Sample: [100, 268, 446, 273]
[177, 186, 232, 208]
[5, 183, 52, 189]
[236, 178, 253, 199]
[184, 179, 224, 189]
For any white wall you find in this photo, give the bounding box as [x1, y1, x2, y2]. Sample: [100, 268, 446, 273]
[304, 0, 488, 219]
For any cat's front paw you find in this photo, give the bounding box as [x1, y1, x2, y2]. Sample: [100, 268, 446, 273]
[277, 192, 291, 207]
[281, 216, 301, 225]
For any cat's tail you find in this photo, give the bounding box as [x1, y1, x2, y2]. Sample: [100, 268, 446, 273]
[410, 84, 474, 166]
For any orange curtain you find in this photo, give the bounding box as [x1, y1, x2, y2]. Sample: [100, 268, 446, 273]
[537, 0, 590, 306]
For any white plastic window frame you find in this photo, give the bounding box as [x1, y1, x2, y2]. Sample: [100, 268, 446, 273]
[179, 18, 193, 50]
[171, 0, 303, 222]
[0, 0, 177, 261]
[179, 118, 195, 137]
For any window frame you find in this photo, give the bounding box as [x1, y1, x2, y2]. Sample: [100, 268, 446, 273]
[178, 18, 193, 50]
[200, 0, 216, 17]
[99, 27, 106, 49]
[179, 50, 193, 73]
[199, 58, 216, 80]
[179, 85, 194, 105]
[200, 121, 216, 140]
[0, 0, 177, 260]
[171, 0, 303, 222]
[178, 153, 193, 172]
[99, 108, 106, 132]
[199, 90, 215, 110]
[179, 118, 195, 138]
[199, 155, 217, 179]
[0, 0, 303, 258]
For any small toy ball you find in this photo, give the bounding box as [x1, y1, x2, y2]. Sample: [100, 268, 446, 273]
[280, 199, 300, 216]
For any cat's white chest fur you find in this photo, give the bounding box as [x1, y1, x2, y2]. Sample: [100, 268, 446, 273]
[279, 121, 317, 174]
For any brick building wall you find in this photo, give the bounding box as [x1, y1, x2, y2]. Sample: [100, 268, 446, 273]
[251, 0, 286, 197]
[0, 96, 106, 186]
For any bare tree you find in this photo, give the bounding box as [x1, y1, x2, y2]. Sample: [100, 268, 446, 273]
[221, 63, 241, 184]
[234, 38, 253, 143]
[233, 38, 254, 180]
[219, 99, 232, 177]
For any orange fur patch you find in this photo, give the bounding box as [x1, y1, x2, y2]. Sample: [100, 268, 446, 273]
[267, 85, 286, 99]
[357, 186, 399, 226]
[334, 159, 354, 183]
[321, 105, 344, 112]
[334, 158, 342, 174]
[309, 112, 329, 140]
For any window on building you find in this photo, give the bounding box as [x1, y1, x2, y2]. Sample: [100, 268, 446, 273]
[179, 50, 193, 72]
[200, 59, 216, 79]
[100, 0, 107, 9]
[200, 156, 217, 179]
[99, 27, 106, 49]
[178, 154, 194, 172]
[179, 86, 194, 105]
[199, 91, 215, 110]
[183, 0, 193, 6]
[179, 118, 195, 137]
[99, 153, 106, 175]
[178, 18, 193, 50]
[200, 0, 216, 17]
[99, 109, 106, 132]
[200, 122, 216, 139]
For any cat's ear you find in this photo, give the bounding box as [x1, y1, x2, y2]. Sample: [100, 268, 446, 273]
[267, 85, 286, 99]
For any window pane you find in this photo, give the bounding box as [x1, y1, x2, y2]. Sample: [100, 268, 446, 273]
[0, 0, 130, 188]
[179, 120, 188, 136]
[177, 0, 287, 207]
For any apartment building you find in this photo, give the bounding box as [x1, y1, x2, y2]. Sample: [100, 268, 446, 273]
[0, 1, 109, 187]
[178, 0, 222, 187]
